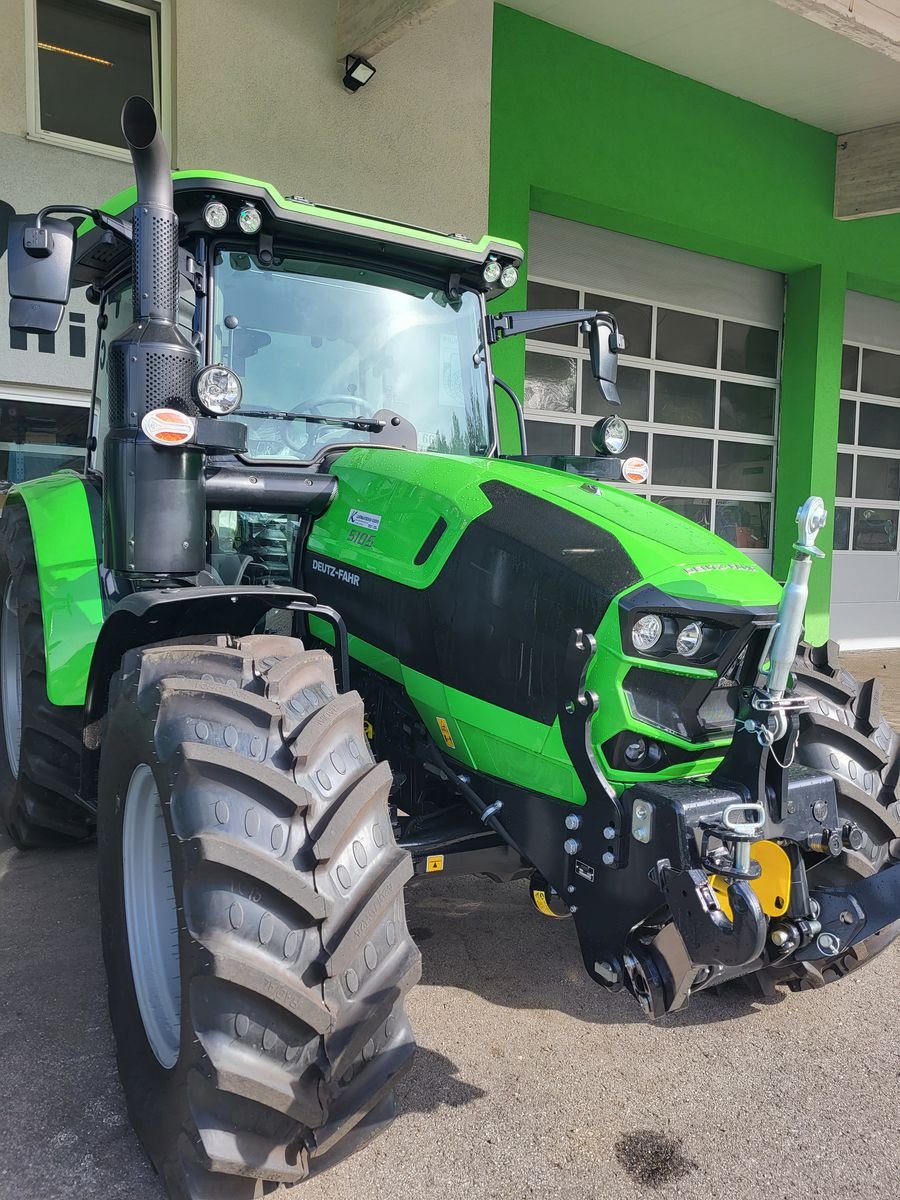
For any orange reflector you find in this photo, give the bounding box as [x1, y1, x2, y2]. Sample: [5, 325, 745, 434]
[141, 408, 196, 446]
[622, 456, 649, 484]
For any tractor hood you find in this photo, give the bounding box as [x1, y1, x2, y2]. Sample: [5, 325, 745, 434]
[538, 467, 783, 609]
[309, 447, 782, 614]
[305, 447, 782, 801]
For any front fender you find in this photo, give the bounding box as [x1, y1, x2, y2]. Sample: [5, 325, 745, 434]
[4, 471, 103, 707]
[80, 584, 343, 808]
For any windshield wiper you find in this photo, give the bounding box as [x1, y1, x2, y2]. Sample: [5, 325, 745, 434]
[241, 409, 386, 432]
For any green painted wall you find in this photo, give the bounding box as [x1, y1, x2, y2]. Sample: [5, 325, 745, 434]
[489, 4, 900, 641]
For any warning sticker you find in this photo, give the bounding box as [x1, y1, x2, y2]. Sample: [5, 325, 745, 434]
[532, 889, 556, 917]
[575, 860, 595, 883]
[436, 717, 455, 749]
[426, 855, 444, 873]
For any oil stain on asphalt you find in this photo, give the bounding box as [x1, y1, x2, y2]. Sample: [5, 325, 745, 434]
[614, 1130, 698, 1188]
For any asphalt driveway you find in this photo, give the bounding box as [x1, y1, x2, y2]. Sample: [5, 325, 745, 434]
[0, 830, 897, 1200]
[0, 646, 897, 1199]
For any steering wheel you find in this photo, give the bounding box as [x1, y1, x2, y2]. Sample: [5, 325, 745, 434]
[283, 394, 376, 454]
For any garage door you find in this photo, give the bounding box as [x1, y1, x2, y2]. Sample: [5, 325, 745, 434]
[832, 292, 900, 648]
[524, 214, 785, 571]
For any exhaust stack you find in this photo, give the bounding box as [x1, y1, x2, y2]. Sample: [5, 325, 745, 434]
[103, 97, 204, 577]
[123, 94, 181, 324]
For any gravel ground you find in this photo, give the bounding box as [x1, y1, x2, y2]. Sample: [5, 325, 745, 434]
[1, 652, 898, 1200]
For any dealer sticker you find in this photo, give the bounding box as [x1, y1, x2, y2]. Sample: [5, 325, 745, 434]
[348, 508, 381, 532]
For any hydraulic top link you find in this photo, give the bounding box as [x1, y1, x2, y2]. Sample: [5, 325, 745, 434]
[755, 496, 827, 741]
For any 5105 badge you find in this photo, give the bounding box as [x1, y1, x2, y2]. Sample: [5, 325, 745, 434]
[347, 528, 375, 548]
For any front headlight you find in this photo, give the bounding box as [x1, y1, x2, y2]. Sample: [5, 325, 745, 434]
[632, 613, 663, 652]
[676, 621, 703, 657]
[192, 365, 243, 415]
[627, 612, 721, 663]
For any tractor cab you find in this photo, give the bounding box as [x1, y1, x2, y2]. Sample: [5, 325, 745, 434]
[72, 172, 527, 474]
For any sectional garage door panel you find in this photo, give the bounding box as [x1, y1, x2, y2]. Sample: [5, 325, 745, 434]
[528, 214, 785, 327]
[525, 214, 785, 573]
[844, 290, 900, 349]
[834, 291, 900, 648]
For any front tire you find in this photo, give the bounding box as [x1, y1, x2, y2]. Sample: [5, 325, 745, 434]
[774, 641, 900, 989]
[98, 634, 420, 1199]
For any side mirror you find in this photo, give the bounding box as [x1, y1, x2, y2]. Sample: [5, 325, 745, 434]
[586, 315, 622, 406]
[7, 213, 75, 334]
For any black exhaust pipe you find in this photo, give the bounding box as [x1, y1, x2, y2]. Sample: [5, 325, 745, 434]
[103, 96, 204, 577]
[121, 94, 174, 209]
[122, 95, 180, 324]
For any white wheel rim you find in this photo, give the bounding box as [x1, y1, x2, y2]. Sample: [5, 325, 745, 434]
[1, 578, 22, 779]
[122, 763, 182, 1069]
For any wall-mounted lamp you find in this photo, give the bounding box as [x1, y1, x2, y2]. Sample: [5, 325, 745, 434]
[343, 55, 376, 92]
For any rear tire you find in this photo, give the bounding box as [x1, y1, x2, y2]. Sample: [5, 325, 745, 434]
[98, 633, 420, 1199]
[767, 640, 900, 990]
[0, 500, 92, 848]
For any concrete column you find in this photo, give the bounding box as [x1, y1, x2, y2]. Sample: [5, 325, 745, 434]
[774, 263, 846, 645]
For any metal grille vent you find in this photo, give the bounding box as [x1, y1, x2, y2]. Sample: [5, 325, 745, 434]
[145, 351, 199, 415]
[108, 352, 127, 426]
[107, 344, 199, 425]
[132, 208, 178, 319]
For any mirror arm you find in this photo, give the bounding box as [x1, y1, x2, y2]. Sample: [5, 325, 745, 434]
[488, 307, 624, 347]
[27, 205, 132, 256]
[488, 308, 623, 408]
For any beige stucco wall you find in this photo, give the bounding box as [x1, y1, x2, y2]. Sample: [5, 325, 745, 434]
[0, 0, 26, 135]
[0, 0, 493, 397]
[173, 0, 493, 238]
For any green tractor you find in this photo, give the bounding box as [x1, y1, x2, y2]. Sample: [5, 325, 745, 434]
[2, 98, 899, 1198]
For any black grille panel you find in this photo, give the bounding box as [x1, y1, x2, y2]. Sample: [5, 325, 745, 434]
[107, 338, 199, 426]
[625, 667, 738, 742]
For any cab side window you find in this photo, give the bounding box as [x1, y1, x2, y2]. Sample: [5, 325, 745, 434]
[89, 279, 132, 472]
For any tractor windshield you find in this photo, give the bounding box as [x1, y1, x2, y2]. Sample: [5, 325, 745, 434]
[211, 249, 492, 461]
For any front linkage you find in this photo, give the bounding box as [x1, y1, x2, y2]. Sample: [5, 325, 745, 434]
[428, 498, 900, 1018]
[595, 497, 900, 1014]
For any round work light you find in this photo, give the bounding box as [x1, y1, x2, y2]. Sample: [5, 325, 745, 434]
[482, 259, 502, 285]
[238, 204, 262, 235]
[191, 365, 243, 415]
[203, 200, 229, 230]
[593, 415, 630, 455]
